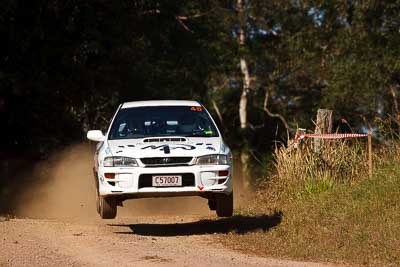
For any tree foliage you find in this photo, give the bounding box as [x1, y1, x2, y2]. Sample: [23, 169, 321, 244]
[1, 0, 399, 157]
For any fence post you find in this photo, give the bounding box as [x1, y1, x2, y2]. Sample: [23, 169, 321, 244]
[314, 109, 333, 153]
[368, 130, 373, 178]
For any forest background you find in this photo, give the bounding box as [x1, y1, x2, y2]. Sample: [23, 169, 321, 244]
[1, 0, 399, 158]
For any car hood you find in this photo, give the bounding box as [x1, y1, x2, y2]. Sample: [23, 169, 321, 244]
[106, 137, 223, 158]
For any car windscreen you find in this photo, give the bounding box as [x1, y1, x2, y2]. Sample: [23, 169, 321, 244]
[108, 106, 219, 140]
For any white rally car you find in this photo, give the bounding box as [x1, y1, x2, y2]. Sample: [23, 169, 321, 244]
[87, 100, 233, 219]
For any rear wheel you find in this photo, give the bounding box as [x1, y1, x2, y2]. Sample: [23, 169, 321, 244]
[216, 193, 233, 217]
[99, 196, 117, 219]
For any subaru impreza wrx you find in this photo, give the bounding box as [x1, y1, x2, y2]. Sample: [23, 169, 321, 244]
[87, 100, 233, 219]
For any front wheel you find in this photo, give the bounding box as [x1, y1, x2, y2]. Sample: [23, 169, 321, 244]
[99, 196, 117, 219]
[208, 200, 216, 211]
[216, 193, 233, 217]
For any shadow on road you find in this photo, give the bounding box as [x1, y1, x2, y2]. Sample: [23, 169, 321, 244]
[111, 211, 282, 237]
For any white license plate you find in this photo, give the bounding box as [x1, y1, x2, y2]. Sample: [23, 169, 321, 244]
[152, 175, 182, 187]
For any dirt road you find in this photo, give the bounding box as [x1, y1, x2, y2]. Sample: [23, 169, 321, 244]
[1, 144, 336, 266]
[0, 214, 336, 267]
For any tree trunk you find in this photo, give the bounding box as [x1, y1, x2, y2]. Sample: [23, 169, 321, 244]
[390, 85, 399, 116]
[389, 85, 400, 134]
[240, 150, 250, 194]
[314, 109, 333, 153]
[211, 99, 226, 132]
[237, 0, 249, 129]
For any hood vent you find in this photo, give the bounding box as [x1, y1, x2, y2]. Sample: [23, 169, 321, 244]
[143, 137, 187, 143]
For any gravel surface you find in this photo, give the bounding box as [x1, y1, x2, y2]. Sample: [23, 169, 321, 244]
[0, 146, 340, 266]
[0, 216, 337, 267]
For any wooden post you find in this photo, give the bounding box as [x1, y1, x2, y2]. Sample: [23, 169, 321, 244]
[368, 130, 373, 178]
[314, 109, 333, 153]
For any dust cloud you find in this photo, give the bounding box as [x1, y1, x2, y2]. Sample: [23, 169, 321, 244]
[12, 143, 255, 219]
[14, 144, 98, 219]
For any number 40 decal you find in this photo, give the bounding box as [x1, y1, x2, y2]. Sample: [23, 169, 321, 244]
[190, 106, 203, 112]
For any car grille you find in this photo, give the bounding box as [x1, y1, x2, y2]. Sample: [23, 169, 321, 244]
[138, 173, 195, 188]
[140, 157, 193, 167]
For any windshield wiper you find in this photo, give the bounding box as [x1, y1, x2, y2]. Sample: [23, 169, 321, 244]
[186, 130, 212, 137]
[189, 133, 208, 137]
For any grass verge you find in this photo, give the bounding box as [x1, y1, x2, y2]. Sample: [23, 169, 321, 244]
[223, 163, 400, 266]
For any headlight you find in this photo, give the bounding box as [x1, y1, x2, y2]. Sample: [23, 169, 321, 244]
[103, 156, 138, 167]
[196, 154, 230, 165]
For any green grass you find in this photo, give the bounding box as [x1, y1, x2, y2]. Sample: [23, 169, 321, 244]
[223, 164, 400, 266]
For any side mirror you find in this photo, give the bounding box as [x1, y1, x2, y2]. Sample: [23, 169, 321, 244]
[87, 130, 105, 142]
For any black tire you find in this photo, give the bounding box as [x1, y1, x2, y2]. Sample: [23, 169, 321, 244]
[99, 196, 117, 219]
[94, 171, 101, 214]
[216, 193, 233, 217]
[95, 185, 101, 215]
[208, 200, 217, 211]
[96, 195, 100, 214]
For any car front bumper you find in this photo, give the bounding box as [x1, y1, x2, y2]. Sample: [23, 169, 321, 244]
[97, 165, 232, 198]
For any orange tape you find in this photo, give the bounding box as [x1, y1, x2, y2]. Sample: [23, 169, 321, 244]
[295, 133, 368, 141]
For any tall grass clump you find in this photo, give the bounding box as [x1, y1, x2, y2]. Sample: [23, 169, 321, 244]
[374, 116, 400, 164]
[226, 119, 400, 266]
[272, 138, 369, 197]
